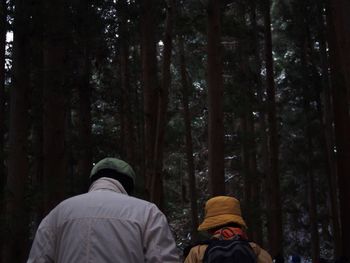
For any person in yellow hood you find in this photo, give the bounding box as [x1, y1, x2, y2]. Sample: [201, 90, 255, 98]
[184, 196, 272, 263]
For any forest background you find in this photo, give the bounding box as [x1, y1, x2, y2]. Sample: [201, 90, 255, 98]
[0, 0, 350, 262]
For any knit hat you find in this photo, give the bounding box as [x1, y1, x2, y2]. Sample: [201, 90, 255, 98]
[198, 196, 247, 231]
[90, 157, 136, 185]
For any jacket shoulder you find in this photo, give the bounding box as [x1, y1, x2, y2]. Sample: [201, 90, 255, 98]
[249, 242, 273, 263]
[184, 244, 208, 263]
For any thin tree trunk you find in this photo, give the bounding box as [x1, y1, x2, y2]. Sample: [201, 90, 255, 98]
[315, 1, 341, 256]
[151, 0, 174, 208]
[0, 0, 6, 255]
[0, 0, 6, 216]
[263, 0, 283, 257]
[3, 0, 30, 261]
[237, 2, 263, 243]
[119, 0, 135, 167]
[179, 36, 199, 242]
[76, 0, 92, 193]
[250, 0, 264, 246]
[140, 0, 159, 199]
[327, 0, 350, 105]
[42, 0, 68, 213]
[298, 9, 321, 262]
[327, 0, 350, 257]
[77, 55, 92, 193]
[30, 0, 44, 225]
[307, 157, 320, 263]
[207, 0, 225, 196]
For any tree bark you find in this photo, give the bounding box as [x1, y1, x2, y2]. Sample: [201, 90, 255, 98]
[42, 0, 68, 213]
[151, 0, 174, 208]
[0, 0, 6, 216]
[327, 0, 350, 257]
[119, 0, 135, 167]
[30, 0, 44, 225]
[76, 0, 92, 193]
[250, 0, 265, 246]
[298, 8, 321, 262]
[315, 1, 341, 256]
[179, 36, 199, 242]
[207, 0, 225, 196]
[140, 0, 159, 199]
[327, 0, 350, 106]
[3, 0, 30, 261]
[263, 0, 283, 257]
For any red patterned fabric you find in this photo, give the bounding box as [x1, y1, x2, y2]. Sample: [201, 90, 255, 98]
[213, 227, 248, 240]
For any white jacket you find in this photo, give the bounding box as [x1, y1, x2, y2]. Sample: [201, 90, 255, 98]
[27, 178, 180, 263]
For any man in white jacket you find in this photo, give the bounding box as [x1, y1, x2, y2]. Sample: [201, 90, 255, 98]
[27, 157, 180, 263]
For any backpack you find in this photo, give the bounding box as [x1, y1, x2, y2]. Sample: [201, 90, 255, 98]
[203, 235, 257, 263]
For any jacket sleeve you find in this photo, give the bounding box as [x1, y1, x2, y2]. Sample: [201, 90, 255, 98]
[143, 205, 180, 263]
[257, 249, 273, 263]
[27, 218, 56, 263]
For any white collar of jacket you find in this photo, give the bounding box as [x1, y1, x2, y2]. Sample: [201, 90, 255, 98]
[88, 177, 128, 195]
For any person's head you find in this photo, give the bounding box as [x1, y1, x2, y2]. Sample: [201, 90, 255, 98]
[90, 157, 136, 195]
[198, 196, 247, 233]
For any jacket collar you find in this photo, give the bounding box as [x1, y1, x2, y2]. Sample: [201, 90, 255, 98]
[88, 177, 128, 195]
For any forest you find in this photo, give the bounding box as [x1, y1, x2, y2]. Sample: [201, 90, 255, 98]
[0, 0, 349, 262]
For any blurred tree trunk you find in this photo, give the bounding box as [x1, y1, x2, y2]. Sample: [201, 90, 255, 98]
[328, 0, 350, 106]
[327, 0, 350, 257]
[76, 0, 92, 193]
[316, 1, 341, 256]
[140, 0, 159, 200]
[179, 36, 199, 242]
[3, 0, 30, 261]
[207, 0, 225, 196]
[241, 110, 262, 244]
[30, 0, 44, 225]
[250, 0, 264, 246]
[151, 0, 174, 208]
[0, 0, 6, 217]
[42, 0, 68, 213]
[237, 2, 263, 244]
[300, 20, 320, 261]
[119, 0, 135, 167]
[263, 0, 283, 258]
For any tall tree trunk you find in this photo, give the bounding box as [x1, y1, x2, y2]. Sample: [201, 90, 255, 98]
[76, 55, 92, 193]
[3, 0, 30, 261]
[140, 0, 159, 199]
[207, 0, 225, 196]
[76, 0, 92, 193]
[42, 0, 68, 213]
[327, 0, 350, 257]
[315, 1, 341, 256]
[119, 0, 135, 167]
[0, 0, 6, 255]
[179, 36, 199, 242]
[250, 0, 265, 246]
[298, 9, 321, 262]
[328, 0, 350, 106]
[0, 0, 6, 217]
[237, 2, 263, 244]
[263, 0, 283, 257]
[151, 0, 174, 208]
[30, 0, 44, 225]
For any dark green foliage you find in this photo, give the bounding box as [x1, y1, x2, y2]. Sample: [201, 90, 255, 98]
[0, 0, 343, 261]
